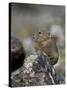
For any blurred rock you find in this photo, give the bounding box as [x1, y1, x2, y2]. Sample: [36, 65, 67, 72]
[11, 36, 26, 72]
[50, 25, 64, 45]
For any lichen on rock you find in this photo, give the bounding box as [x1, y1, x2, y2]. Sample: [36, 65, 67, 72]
[11, 52, 60, 87]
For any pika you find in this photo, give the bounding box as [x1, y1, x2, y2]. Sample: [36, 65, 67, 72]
[33, 31, 59, 65]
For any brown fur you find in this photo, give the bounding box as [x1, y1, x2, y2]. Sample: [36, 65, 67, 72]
[33, 32, 59, 65]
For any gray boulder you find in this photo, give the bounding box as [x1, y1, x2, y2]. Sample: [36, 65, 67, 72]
[11, 51, 60, 87]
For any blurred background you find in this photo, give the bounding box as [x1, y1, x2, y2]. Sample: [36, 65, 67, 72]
[11, 3, 65, 83]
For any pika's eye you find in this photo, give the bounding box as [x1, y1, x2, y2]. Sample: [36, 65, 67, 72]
[38, 32, 42, 34]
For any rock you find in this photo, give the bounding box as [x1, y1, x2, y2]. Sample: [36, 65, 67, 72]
[11, 52, 61, 87]
[50, 24, 64, 45]
[11, 36, 26, 72]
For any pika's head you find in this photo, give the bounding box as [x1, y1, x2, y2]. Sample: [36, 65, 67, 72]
[33, 31, 59, 65]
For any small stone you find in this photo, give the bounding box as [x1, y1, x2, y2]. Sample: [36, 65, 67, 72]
[15, 79, 21, 83]
[30, 72, 35, 77]
[12, 70, 20, 76]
